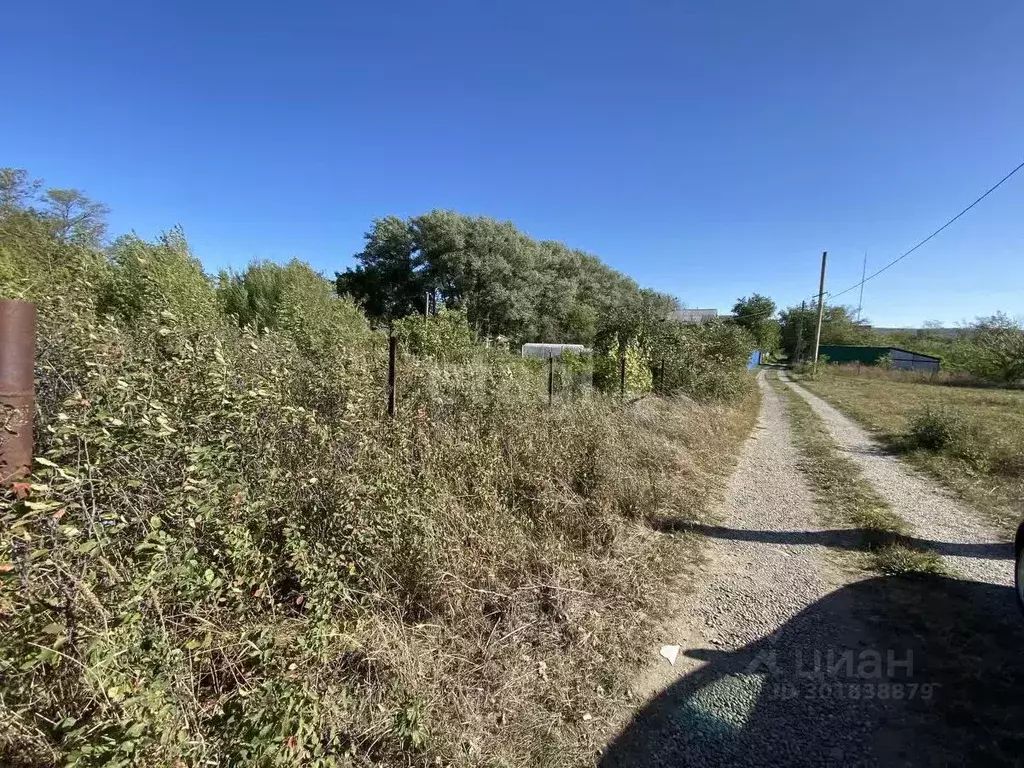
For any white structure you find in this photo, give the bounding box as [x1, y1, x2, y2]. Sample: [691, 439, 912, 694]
[521, 343, 589, 359]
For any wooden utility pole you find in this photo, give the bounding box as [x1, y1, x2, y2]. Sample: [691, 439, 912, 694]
[812, 251, 828, 375]
[856, 253, 867, 322]
[795, 300, 806, 363]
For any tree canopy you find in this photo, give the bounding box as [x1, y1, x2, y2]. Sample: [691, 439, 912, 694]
[732, 294, 780, 354]
[337, 211, 679, 349]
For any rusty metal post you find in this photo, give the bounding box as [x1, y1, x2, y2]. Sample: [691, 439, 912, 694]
[0, 300, 35, 485]
[387, 335, 397, 417]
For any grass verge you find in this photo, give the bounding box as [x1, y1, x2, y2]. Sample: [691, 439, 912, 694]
[766, 373, 943, 575]
[792, 366, 1024, 534]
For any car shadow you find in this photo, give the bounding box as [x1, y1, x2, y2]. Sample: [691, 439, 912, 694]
[650, 518, 1013, 561]
[601, 573, 1024, 767]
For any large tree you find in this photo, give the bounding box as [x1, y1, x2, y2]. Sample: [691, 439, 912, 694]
[336, 210, 678, 348]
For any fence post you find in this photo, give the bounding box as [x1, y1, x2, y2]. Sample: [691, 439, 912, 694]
[0, 300, 36, 485]
[619, 352, 626, 399]
[548, 355, 554, 407]
[659, 359, 666, 393]
[387, 335, 397, 417]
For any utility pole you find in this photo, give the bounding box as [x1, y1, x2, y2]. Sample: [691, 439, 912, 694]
[795, 300, 806, 363]
[812, 251, 828, 375]
[856, 252, 866, 322]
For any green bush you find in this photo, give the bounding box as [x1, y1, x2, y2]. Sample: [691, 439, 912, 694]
[393, 307, 476, 363]
[906, 405, 989, 467]
[654, 321, 754, 401]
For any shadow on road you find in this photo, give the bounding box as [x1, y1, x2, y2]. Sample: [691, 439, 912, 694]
[601, 573, 1024, 766]
[650, 519, 1013, 561]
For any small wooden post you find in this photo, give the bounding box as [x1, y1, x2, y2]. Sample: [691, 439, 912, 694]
[387, 335, 397, 417]
[548, 354, 554, 407]
[659, 359, 666, 392]
[619, 352, 626, 398]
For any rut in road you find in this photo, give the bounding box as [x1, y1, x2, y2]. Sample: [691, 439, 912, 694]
[779, 372, 1013, 586]
[603, 372, 1024, 767]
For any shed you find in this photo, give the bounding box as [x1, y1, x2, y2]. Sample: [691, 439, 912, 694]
[817, 345, 940, 373]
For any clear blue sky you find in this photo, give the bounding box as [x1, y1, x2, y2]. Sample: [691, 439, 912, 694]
[5, 0, 1022, 327]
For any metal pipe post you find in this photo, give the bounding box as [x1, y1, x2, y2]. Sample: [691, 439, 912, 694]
[387, 335, 397, 417]
[0, 300, 36, 484]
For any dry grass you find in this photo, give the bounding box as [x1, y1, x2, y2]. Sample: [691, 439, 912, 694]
[767, 373, 943, 575]
[793, 366, 1024, 534]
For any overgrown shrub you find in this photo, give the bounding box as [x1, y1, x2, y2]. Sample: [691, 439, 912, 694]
[654, 321, 754, 401]
[0, 186, 758, 766]
[906, 405, 988, 467]
[393, 308, 476, 363]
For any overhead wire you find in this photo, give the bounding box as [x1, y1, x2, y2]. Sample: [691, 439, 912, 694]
[726, 157, 1024, 321]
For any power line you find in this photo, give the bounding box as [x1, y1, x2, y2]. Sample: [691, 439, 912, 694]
[827, 158, 1024, 302]
[727, 156, 1024, 322]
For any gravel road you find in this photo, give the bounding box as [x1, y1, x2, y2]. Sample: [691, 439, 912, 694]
[779, 373, 1013, 587]
[603, 372, 1024, 767]
[603, 374, 905, 767]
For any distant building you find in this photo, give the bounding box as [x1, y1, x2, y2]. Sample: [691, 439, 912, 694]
[668, 308, 719, 324]
[521, 343, 589, 359]
[818, 345, 940, 373]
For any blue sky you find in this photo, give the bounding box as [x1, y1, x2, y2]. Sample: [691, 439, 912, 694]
[4, 0, 1022, 327]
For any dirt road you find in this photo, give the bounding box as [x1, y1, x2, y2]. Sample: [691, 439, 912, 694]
[602, 373, 1024, 767]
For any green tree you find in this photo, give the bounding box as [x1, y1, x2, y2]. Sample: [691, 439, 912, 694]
[962, 313, 1024, 383]
[42, 188, 109, 247]
[336, 216, 425, 324]
[779, 303, 870, 359]
[0, 169, 41, 216]
[732, 294, 780, 354]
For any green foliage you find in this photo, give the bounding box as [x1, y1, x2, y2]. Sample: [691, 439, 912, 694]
[906, 405, 988, 467]
[336, 210, 679, 347]
[653, 320, 755, 401]
[101, 228, 221, 331]
[42, 188, 110, 248]
[732, 293, 780, 354]
[394, 308, 476, 363]
[959, 314, 1024, 384]
[219, 259, 372, 357]
[779, 304, 871, 360]
[594, 338, 653, 394]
